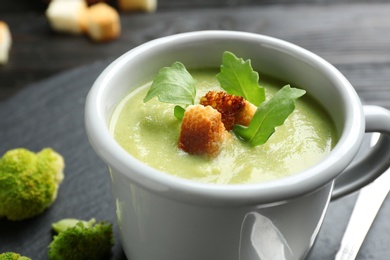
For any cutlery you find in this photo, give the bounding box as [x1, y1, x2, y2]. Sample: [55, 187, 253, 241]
[334, 164, 390, 260]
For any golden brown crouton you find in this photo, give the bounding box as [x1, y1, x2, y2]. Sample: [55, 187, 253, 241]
[200, 91, 256, 130]
[86, 3, 121, 42]
[200, 91, 244, 130]
[235, 100, 257, 126]
[178, 105, 228, 157]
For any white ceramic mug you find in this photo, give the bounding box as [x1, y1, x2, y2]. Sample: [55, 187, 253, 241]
[85, 31, 390, 260]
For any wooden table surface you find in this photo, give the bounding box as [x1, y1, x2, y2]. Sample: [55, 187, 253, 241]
[1, 1, 390, 259]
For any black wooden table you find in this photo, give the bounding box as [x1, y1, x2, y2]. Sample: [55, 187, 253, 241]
[1, 1, 390, 259]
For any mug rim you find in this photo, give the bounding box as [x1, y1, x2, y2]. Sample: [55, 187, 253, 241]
[85, 30, 364, 205]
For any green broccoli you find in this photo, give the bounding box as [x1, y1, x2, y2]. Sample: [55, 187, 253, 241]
[48, 218, 114, 260]
[0, 148, 64, 221]
[0, 252, 31, 260]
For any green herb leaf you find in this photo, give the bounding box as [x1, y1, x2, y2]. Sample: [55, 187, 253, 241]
[233, 85, 306, 146]
[174, 105, 186, 120]
[52, 218, 96, 233]
[144, 61, 196, 105]
[216, 51, 265, 106]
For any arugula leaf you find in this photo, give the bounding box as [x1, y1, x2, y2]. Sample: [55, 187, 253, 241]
[143, 53, 306, 148]
[174, 105, 186, 120]
[233, 85, 306, 146]
[216, 51, 265, 106]
[144, 61, 196, 105]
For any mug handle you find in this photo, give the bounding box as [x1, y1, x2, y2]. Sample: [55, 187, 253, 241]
[332, 105, 390, 200]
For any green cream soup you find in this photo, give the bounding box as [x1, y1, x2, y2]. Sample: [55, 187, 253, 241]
[110, 69, 338, 184]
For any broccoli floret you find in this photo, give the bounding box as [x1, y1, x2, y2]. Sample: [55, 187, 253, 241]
[0, 252, 31, 260]
[48, 218, 114, 260]
[0, 148, 64, 221]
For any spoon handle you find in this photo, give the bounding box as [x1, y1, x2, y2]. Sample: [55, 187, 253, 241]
[335, 166, 390, 260]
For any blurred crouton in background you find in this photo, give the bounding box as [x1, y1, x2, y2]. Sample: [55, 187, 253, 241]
[86, 3, 121, 42]
[45, 0, 157, 42]
[46, 0, 121, 42]
[118, 0, 157, 13]
[45, 0, 88, 35]
[0, 21, 12, 65]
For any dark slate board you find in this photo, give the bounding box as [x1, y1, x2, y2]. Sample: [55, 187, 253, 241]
[0, 60, 127, 260]
[0, 59, 389, 259]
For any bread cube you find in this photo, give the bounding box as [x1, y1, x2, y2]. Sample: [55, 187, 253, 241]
[45, 0, 88, 34]
[200, 91, 256, 130]
[86, 3, 121, 42]
[118, 0, 157, 13]
[0, 21, 11, 65]
[178, 105, 228, 157]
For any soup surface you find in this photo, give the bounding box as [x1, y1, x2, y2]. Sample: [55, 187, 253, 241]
[110, 69, 338, 184]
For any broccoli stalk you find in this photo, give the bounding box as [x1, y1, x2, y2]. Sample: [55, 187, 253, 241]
[0, 252, 31, 260]
[0, 148, 65, 221]
[48, 218, 114, 260]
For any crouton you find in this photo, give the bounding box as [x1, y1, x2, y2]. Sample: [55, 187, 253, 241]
[86, 3, 121, 42]
[0, 21, 11, 65]
[200, 91, 256, 130]
[45, 0, 88, 35]
[178, 105, 228, 157]
[235, 100, 257, 126]
[118, 0, 157, 13]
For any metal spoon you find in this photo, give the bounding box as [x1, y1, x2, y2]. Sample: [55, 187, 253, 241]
[335, 135, 390, 260]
